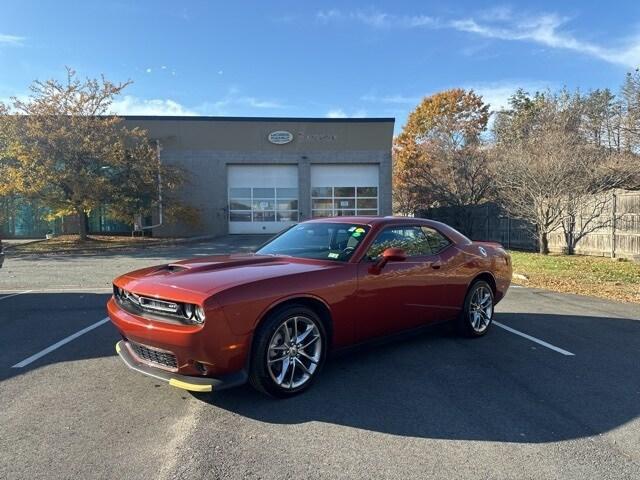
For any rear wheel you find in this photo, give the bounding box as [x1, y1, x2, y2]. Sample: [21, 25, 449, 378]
[249, 305, 326, 398]
[456, 280, 494, 337]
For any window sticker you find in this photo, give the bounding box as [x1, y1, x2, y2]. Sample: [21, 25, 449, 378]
[348, 226, 356, 232]
[327, 252, 340, 259]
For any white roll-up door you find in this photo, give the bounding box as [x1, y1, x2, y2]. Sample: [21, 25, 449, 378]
[310, 164, 379, 218]
[228, 165, 298, 234]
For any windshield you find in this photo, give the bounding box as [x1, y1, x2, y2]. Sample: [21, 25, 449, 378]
[256, 223, 370, 261]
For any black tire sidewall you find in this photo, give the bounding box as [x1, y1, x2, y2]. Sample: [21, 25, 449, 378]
[249, 305, 327, 398]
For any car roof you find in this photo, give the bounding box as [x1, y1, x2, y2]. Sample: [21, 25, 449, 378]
[302, 216, 471, 245]
[304, 216, 427, 226]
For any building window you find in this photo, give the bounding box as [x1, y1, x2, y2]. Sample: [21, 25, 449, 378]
[311, 186, 378, 217]
[229, 187, 298, 223]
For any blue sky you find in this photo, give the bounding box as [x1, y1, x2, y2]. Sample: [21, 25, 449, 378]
[1, 1, 640, 132]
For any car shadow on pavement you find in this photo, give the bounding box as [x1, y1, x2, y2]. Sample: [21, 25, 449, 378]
[0, 292, 118, 382]
[197, 312, 640, 444]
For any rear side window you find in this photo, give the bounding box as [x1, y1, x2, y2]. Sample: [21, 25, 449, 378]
[421, 226, 451, 254]
[366, 226, 432, 259]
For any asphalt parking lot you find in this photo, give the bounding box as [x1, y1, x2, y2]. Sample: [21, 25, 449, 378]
[1, 238, 639, 480]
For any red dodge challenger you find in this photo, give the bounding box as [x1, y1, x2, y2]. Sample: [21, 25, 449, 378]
[108, 216, 512, 397]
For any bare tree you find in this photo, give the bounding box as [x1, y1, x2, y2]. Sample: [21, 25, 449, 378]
[494, 87, 640, 254]
[493, 91, 585, 253]
[560, 151, 640, 254]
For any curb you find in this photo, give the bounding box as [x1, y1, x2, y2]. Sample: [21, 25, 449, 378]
[6, 235, 219, 258]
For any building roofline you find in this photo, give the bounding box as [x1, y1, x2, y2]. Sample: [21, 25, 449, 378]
[122, 115, 395, 123]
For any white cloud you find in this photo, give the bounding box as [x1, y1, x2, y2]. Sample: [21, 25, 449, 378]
[360, 82, 551, 115]
[0, 34, 24, 46]
[326, 108, 347, 118]
[361, 93, 421, 104]
[325, 108, 367, 118]
[317, 9, 435, 28]
[201, 89, 287, 114]
[109, 96, 198, 116]
[467, 81, 552, 112]
[145, 68, 152, 73]
[316, 8, 640, 68]
[449, 13, 640, 67]
[5, 87, 289, 117]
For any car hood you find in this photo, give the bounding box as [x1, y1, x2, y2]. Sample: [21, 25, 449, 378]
[114, 253, 339, 303]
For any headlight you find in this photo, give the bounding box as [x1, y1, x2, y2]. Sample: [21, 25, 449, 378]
[195, 306, 206, 324]
[183, 303, 205, 325]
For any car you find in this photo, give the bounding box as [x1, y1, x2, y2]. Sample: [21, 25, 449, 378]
[0, 238, 4, 268]
[108, 216, 512, 397]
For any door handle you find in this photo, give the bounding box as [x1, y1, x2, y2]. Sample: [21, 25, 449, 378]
[431, 261, 441, 269]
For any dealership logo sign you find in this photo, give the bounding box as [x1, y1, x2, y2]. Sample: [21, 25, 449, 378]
[268, 131, 294, 145]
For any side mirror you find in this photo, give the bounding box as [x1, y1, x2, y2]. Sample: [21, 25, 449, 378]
[370, 247, 406, 274]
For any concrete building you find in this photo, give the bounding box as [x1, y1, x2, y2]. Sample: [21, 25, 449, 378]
[123, 116, 395, 236]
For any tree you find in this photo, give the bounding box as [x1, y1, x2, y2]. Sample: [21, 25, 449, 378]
[493, 91, 582, 254]
[0, 68, 196, 239]
[581, 89, 622, 152]
[621, 69, 640, 152]
[393, 89, 492, 234]
[559, 149, 639, 254]
[493, 88, 640, 254]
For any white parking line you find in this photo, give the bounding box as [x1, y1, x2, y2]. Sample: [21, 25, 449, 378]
[0, 287, 112, 294]
[11, 317, 111, 368]
[0, 290, 33, 301]
[494, 321, 575, 356]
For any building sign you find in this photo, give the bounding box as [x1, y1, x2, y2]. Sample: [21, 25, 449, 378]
[298, 133, 338, 143]
[268, 131, 294, 145]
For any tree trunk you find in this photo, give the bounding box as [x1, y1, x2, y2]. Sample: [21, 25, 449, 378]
[566, 239, 575, 255]
[538, 231, 549, 255]
[76, 208, 88, 240]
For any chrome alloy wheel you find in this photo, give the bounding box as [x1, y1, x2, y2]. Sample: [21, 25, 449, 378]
[266, 315, 322, 390]
[469, 285, 493, 333]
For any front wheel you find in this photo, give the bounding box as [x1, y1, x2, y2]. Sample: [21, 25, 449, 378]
[249, 306, 327, 398]
[456, 280, 494, 337]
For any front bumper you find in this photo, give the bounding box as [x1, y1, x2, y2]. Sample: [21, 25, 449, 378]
[115, 340, 247, 392]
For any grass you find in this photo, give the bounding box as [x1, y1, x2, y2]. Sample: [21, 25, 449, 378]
[509, 251, 640, 303]
[8, 234, 166, 254]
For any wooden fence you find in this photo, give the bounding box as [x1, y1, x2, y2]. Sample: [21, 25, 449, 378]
[419, 189, 640, 259]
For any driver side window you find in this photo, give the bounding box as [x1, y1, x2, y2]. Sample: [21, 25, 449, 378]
[366, 226, 432, 259]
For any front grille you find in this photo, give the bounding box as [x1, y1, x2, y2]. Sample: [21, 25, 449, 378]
[129, 341, 178, 370]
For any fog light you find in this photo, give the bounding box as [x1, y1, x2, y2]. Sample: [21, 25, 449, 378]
[194, 361, 208, 374]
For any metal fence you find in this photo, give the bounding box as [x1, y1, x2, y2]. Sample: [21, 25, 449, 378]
[419, 189, 640, 259]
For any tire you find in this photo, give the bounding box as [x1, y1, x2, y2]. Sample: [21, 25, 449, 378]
[456, 280, 494, 338]
[249, 305, 327, 398]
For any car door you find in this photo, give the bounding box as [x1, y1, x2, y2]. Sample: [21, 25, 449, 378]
[355, 225, 442, 342]
[420, 225, 462, 322]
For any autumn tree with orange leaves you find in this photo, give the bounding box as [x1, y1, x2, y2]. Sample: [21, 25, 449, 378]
[0, 68, 197, 239]
[393, 89, 493, 233]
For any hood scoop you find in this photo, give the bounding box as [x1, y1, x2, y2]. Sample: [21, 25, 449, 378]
[159, 264, 189, 273]
[166, 255, 276, 274]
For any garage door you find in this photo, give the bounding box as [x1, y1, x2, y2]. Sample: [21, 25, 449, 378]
[228, 165, 298, 234]
[311, 164, 379, 217]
